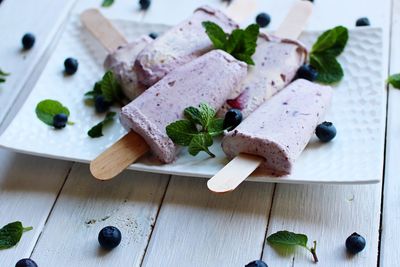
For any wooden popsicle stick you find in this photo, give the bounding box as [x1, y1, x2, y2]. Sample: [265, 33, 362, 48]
[80, 8, 128, 53]
[225, 0, 258, 23]
[90, 132, 149, 180]
[207, 0, 313, 193]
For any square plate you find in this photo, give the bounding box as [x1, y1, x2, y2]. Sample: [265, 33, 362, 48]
[0, 16, 386, 184]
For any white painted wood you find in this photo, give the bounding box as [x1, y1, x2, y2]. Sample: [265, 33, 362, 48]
[142, 177, 274, 267]
[31, 164, 169, 267]
[379, 0, 400, 265]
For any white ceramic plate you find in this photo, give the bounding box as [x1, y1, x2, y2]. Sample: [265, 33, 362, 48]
[0, 16, 386, 184]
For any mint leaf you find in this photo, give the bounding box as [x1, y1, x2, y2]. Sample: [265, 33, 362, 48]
[166, 120, 198, 146]
[311, 26, 349, 56]
[243, 24, 259, 55]
[388, 73, 400, 89]
[310, 53, 343, 84]
[202, 21, 227, 50]
[267, 231, 318, 262]
[225, 29, 244, 54]
[100, 71, 123, 103]
[188, 133, 214, 157]
[85, 81, 102, 97]
[101, 0, 114, 7]
[88, 112, 116, 138]
[0, 221, 33, 250]
[184, 106, 203, 125]
[0, 69, 10, 83]
[35, 100, 70, 126]
[198, 103, 216, 130]
[208, 118, 224, 136]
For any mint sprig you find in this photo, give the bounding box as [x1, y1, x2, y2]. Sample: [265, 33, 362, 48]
[309, 26, 349, 84]
[85, 71, 123, 104]
[0, 69, 10, 83]
[35, 99, 72, 126]
[0, 221, 33, 250]
[388, 73, 400, 89]
[88, 111, 116, 138]
[166, 103, 225, 157]
[202, 21, 259, 65]
[267, 231, 318, 263]
[101, 0, 114, 7]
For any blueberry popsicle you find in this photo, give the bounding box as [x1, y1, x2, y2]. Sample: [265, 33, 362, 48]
[120, 50, 247, 163]
[222, 79, 332, 175]
[135, 6, 238, 87]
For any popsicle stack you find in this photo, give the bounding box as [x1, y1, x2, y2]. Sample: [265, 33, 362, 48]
[83, 1, 333, 192]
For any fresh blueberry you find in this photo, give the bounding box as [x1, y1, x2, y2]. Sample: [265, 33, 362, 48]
[316, 121, 336, 142]
[149, 32, 158, 39]
[64, 57, 79, 75]
[22, 33, 35, 50]
[223, 108, 243, 130]
[139, 0, 151, 10]
[356, 17, 370, 27]
[53, 113, 68, 129]
[15, 258, 38, 267]
[95, 95, 112, 113]
[346, 232, 366, 254]
[296, 64, 318, 82]
[98, 226, 122, 250]
[245, 260, 268, 267]
[255, 13, 271, 28]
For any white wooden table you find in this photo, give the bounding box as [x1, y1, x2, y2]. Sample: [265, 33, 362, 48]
[0, 0, 398, 266]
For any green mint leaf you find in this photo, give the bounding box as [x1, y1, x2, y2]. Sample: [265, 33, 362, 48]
[188, 133, 215, 157]
[85, 81, 103, 97]
[166, 120, 198, 146]
[198, 103, 216, 130]
[202, 21, 227, 50]
[35, 99, 70, 126]
[102, 0, 114, 7]
[184, 106, 203, 125]
[225, 29, 244, 54]
[388, 73, 400, 89]
[0, 221, 33, 250]
[88, 112, 116, 138]
[235, 53, 255, 65]
[243, 24, 259, 56]
[311, 26, 349, 56]
[310, 53, 344, 84]
[0, 78, 5, 83]
[208, 118, 224, 136]
[0, 69, 10, 77]
[100, 71, 123, 103]
[0, 69, 10, 83]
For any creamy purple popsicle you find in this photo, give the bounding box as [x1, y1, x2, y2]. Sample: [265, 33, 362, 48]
[121, 50, 247, 163]
[222, 79, 332, 175]
[104, 35, 153, 100]
[219, 34, 307, 118]
[134, 6, 238, 87]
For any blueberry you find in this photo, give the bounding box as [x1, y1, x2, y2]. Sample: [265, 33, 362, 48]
[346, 232, 366, 254]
[223, 109, 243, 130]
[255, 13, 271, 28]
[95, 95, 112, 113]
[316, 121, 336, 142]
[53, 113, 68, 129]
[98, 226, 122, 250]
[64, 58, 78, 75]
[356, 17, 370, 27]
[296, 64, 318, 82]
[149, 32, 158, 39]
[15, 258, 38, 267]
[245, 260, 268, 267]
[22, 33, 35, 50]
[139, 0, 151, 10]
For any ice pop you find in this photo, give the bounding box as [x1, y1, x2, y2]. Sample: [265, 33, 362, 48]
[120, 50, 247, 163]
[104, 35, 153, 100]
[134, 6, 239, 86]
[221, 79, 332, 175]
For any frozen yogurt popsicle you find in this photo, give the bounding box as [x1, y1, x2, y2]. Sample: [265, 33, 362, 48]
[219, 34, 307, 118]
[134, 6, 238, 87]
[104, 35, 153, 100]
[222, 79, 332, 175]
[120, 50, 247, 163]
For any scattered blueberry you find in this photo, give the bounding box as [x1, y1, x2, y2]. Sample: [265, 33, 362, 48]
[149, 32, 158, 39]
[223, 108, 243, 130]
[356, 17, 370, 27]
[245, 260, 268, 267]
[95, 95, 112, 113]
[22, 33, 35, 50]
[98, 226, 122, 250]
[296, 64, 318, 82]
[255, 13, 271, 28]
[346, 232, 366, 254]
[139, 0, 151, 10]
[53, 113, 68, 129]
[15, 258, 38, 267]
[316, 121, 336, 142]
[64, 58, 79, 75]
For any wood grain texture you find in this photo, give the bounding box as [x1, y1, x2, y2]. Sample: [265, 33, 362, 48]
[31, 164, 169, 267]
[142, 177, 274, 267]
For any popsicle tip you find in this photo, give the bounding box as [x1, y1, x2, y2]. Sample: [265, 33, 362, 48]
[89, 159, 117, 181]
[207, 179, 235, 193]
